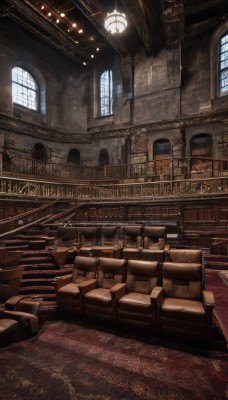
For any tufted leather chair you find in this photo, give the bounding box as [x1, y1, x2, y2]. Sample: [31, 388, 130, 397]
[141, 226, 167, 263]
[122, 225, 143, 260]
[80, 257, 126, 323]
[165, 249, 202, 263]
[91, 226, 122, 258]
[156, 262, 215, 345]
[54, 256, 99, 314]
[114, 260, 159, 333]
[0, 268, 24, 302]
[78, 227, 98, 256]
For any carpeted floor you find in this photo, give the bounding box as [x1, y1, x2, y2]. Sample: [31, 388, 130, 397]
[205, 270, 228, 344]
[0, 320, 227, 400]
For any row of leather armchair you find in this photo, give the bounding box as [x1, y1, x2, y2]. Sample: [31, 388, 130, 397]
[53, 249, 215, 346]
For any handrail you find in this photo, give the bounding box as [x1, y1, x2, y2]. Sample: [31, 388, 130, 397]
[0, 175, 227, 201]
[3, 154, 228, 182]
[0, 201, 56, 237]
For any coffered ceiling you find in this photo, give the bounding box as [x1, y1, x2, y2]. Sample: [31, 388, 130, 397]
[0, 0, 227, 66]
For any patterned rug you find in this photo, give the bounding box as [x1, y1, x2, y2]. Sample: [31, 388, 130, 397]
[0, 320, 227, 400]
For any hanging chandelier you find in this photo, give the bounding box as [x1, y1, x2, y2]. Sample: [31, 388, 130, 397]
[104, 1, 127, 34]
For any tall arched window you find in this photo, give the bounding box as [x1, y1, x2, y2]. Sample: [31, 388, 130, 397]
[67, 149, 80, 165]
[99, 148, 109, 166]
[12, 67, 39, 111]
[153, 139, 171, 176]
[100, 70, 113, 116]
[190, 134, 212, 173]
[218, 33, 228, 95]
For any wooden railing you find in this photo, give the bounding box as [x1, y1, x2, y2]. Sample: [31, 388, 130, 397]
[3, 155, 228, 181]
[0, 175, 227, 201]
[0, 203, 54, 237]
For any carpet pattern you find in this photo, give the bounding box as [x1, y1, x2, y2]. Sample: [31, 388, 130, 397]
[0, 320, 227, 400]
[206, 270, 228, 344]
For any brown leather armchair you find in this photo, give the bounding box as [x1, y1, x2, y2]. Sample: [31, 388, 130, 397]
[91, 226, 122, 258]
[79, 257, 126, 323]
[56, 226, 79, 248]
[53, 256, 99, 314]
[165, 249, 202, 263]
[114, 260, 159, 334]
[0, 268, 24, 302]
[156, 262, 215, 345]
[78, 227, 98, 256]
[122, 225, 143, 260]
[141, 226, 167, 263]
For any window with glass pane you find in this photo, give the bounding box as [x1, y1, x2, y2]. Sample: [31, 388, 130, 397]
[100, 70, 113, 116]
[12, 67, 38, 111]
[219, 34, 228, 94]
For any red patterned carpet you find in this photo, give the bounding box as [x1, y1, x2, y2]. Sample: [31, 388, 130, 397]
[205, 270, 228, 345]
[0, 320, 227, 400]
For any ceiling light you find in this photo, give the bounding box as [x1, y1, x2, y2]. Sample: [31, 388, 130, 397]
[56, 19, 60, 23]
[104, 1, 127, 34]
[78, 29, 83, 34]
[83, 62, 87, 66]
[96, 47, 100, 52]
[60, 13, 65, 18]
[72, 23, 77, 28]
[47, 12, 52, 17]
[91, 54, 94, 58]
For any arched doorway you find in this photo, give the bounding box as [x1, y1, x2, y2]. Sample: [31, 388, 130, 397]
[99, 148, 109, 166]
[190, 134, 212, 173]
[33, 143, 47, 162]
[67, 149, 80, 165]
[153, 139, 171, 177]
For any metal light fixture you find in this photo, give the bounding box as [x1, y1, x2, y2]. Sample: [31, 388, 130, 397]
[104, 0, 127, 34]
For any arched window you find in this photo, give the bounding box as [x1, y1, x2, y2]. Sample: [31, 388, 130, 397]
[153, 139, 171, 176]
[218, 33, 228, 95]
[100, 70, 113, 116]
[99, 148, 109, 166]
[33, 143, 47, 162]
[67, 149, 80, 165]
[12, 67, 39, 111]
[190, 134, 212, 172]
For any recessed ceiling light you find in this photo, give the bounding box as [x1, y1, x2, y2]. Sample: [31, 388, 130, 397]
[48, 12, 52, 17]
[96, 47, 100, 52]
[91, 54, 94, 58]
[56, 19, 60, 23]
[60, 13, 65, 18]
[78, 29, 83, 34]
[72, 23, 77, 28]
[83, 62, 87, 65]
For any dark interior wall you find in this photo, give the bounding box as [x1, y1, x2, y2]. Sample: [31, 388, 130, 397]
[0, 20, 87, 132]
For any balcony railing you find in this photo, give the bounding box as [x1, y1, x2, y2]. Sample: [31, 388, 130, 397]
[3, 155, 228, 182]
[0, 175, 227, 201]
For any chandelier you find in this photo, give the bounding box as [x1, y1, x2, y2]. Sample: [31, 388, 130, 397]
[104, 1, 127, 34]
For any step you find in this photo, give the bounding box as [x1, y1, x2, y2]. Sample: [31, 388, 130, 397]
[20, 278, 54, 287]
[22, 268, 72, 279]
[19, 286, 55, 295]
[20, 256, 53, 264]
[21, 249, 51, 258]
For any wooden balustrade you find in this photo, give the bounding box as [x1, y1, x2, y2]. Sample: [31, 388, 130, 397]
[0, 176, 226, 201]
[3, 155, 228, 182]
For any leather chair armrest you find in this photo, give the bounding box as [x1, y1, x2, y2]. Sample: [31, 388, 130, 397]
[3, 310, 39, 333]
[150, 286, 163, 307]
[52, 274, 72, 290]
[78, 279, 97, 295]
[202, 290, 215, 309]
[110, 283, 126, 301]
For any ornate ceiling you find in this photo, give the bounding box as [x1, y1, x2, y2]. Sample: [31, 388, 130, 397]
[0, 0, 227, 65]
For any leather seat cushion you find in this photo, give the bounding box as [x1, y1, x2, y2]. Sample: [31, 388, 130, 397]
[0, 318, 18, 337]
[118, 292, 152, 312]
[57, 283, 80, 300]
[84, 288, 111, 307]
[161, 298, 205, 316]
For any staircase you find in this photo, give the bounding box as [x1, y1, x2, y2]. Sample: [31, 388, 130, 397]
[204, 254, 228, 270]
[2, 227, 75, 314]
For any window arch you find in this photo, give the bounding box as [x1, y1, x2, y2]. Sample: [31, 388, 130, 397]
[190, 134, 212, 173]
[153, 139, 171, 176]
[12, 67, 39, 111]
[33, 143, 47, 162]
[67, 149, 80, 165]
[218, 33, 228, 95]
[99, 148, 109, 166]
[100, 70, 113, 116]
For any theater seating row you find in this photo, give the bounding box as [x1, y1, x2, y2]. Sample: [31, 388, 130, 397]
[53, 249, 215, 346]
[55, 225, 168, 262]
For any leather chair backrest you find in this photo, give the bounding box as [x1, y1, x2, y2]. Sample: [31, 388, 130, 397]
[0, 268, 23, 302]
[57, 226, 78, 242]
[126, 260, 159, 294]
[162, 262, 202, 300]
[79, 227, 98, 246]
[123, 226, 142, 248]
[72, 256, 99, 284]
[100, 226, 119, 246]
[143, 226, 167, 250]
[165, 249, 202, 263]
[97, 257, 126, 289]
